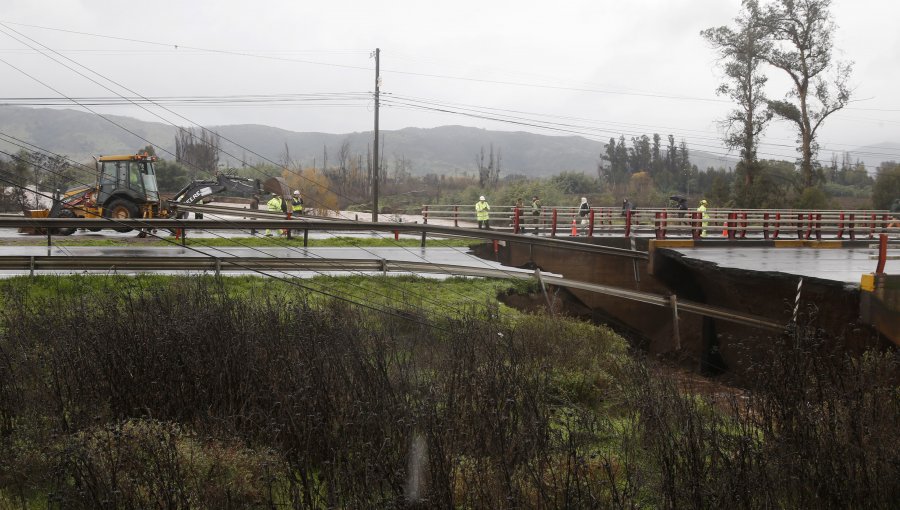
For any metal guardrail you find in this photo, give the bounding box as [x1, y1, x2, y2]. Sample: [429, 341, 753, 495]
[1, 255, 783, 331]
[0, 217, 649, 261]
[422, 205, 899, 240]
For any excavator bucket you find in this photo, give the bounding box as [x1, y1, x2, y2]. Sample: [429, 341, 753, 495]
[21, 209, 50, 234]
[262, 177, 291, 200]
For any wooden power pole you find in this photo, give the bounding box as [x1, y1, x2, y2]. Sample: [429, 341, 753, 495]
[372, 48, 380, 223]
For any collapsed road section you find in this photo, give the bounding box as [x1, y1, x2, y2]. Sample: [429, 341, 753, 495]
[473, 236, 894, 375]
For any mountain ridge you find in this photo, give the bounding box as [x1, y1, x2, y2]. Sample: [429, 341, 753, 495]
[1, 105, 745, 176]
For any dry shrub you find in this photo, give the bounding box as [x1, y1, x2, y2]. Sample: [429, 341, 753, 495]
[51, 419, 282, 509]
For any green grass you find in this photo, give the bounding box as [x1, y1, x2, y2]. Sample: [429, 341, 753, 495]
[0, 273, 537, 319]
[29, 235, 481, 248]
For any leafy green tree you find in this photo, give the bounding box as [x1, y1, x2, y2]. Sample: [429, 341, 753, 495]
[872, 162, 899, 210]
[550, 171, 598, 194]
[629, 135, 652, 173]
[702, 0, 772, 190]
[762, 0, 853, 188]
[795, 186, 831, 209]
[155, 160, 191, 192]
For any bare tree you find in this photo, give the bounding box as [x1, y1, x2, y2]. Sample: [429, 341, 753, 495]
[761, 0, 852, 188]
[175, 127, 220, 175]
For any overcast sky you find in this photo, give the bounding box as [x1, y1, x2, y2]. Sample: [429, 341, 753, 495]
[1, 0, 898, 166]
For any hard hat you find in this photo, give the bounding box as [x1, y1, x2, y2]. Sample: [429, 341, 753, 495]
[700, 199, 708, 205]
[479, 196, 485, 201]
[581, 197, 588, 203]
[293, 190, 300, 196]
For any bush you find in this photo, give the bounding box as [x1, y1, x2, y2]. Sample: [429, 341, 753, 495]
[52, 419, 282, 509]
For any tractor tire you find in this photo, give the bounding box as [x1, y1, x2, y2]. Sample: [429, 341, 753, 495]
[104, 199, 139, 233]
[51, 208, 77, 236]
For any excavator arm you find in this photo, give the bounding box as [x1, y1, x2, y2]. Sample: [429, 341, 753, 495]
[170, 174, 291, 206]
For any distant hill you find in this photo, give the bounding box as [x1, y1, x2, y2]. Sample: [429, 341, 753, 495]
[0, 106, 736, 176]
[841, 142, 900, 173]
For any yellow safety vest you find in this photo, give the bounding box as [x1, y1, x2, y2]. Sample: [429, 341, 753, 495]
[475, 200, 490, 220]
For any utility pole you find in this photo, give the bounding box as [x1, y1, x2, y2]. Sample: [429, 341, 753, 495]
[372, 47, 380, 222]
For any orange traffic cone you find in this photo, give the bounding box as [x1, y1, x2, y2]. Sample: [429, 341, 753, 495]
[571, 218, 578, 236]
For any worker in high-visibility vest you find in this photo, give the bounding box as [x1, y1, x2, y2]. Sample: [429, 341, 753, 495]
[266, 193, 284, 236]
[291, 190, 304, 216]
[475, 195, 491, 229]
[697, 199, 709, 238]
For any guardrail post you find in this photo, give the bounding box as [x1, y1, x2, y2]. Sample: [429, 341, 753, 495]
[691, 211, 700, 239]
[727, 212, 736, 239]
[805, 213, 813, 240]
[393, 230, 399, 241]
[303, 229, 309, 247]
[882, 214, 889, 233]
[837, 212, 845, 239]
[773, 212, 780, 239]
[423, 205, 428, 225]
[513, 206, 520, 234]
[182, 228, 187, 246]
[849, 213, 855, 240]
[869, 213, 876, 239]
[796, 213, 803, 239]
[453, 206, 459, 227]
[625, 209, 632, 237]
[551, 208, 558, 237]
[670, 294, 681, 351]
[420, 231, 426, 248]
[763, 213, 770, 240]
[740, 212, 748, 239]
[875, 234, 888, 274]
[815, 213, 822, 241]
[29, 255, 35, 277]
[588, 209, 595, 237]
[215, 258, 221, 277]
[655, 211, 668, 240]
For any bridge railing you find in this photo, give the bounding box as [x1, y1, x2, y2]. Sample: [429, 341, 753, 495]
[421, 205, 899, 239]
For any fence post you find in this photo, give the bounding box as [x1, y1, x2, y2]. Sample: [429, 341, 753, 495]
[837, 212, 845, 239]
[551, 208, 558, 238]
[805, 213, 814, 240]
[625, 209, 632, 237]
[815, 213, 822, 241]
[773, 212, 780, 239]
[740, 212, 748, 239]
[763, 213, 770, 240]
[423, 205, 428, 225]
[849, 213, 855, 240]
[453, 205, 459, 227]
[876, 234, 887, 274]
[691, 211, 700, 239]
[728, 212, 736, 239]
[588, 208, 595, 237]
[796, 213, 803, 239]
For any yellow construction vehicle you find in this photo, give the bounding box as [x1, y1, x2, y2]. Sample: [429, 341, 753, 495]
[45, 152, 163, 235]
[41, 151, 291, 235]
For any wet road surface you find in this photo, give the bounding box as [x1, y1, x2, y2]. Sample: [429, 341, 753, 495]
[673, 246, 896, 283]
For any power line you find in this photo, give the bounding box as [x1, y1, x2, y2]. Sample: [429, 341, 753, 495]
[0, 24, 531, 303]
